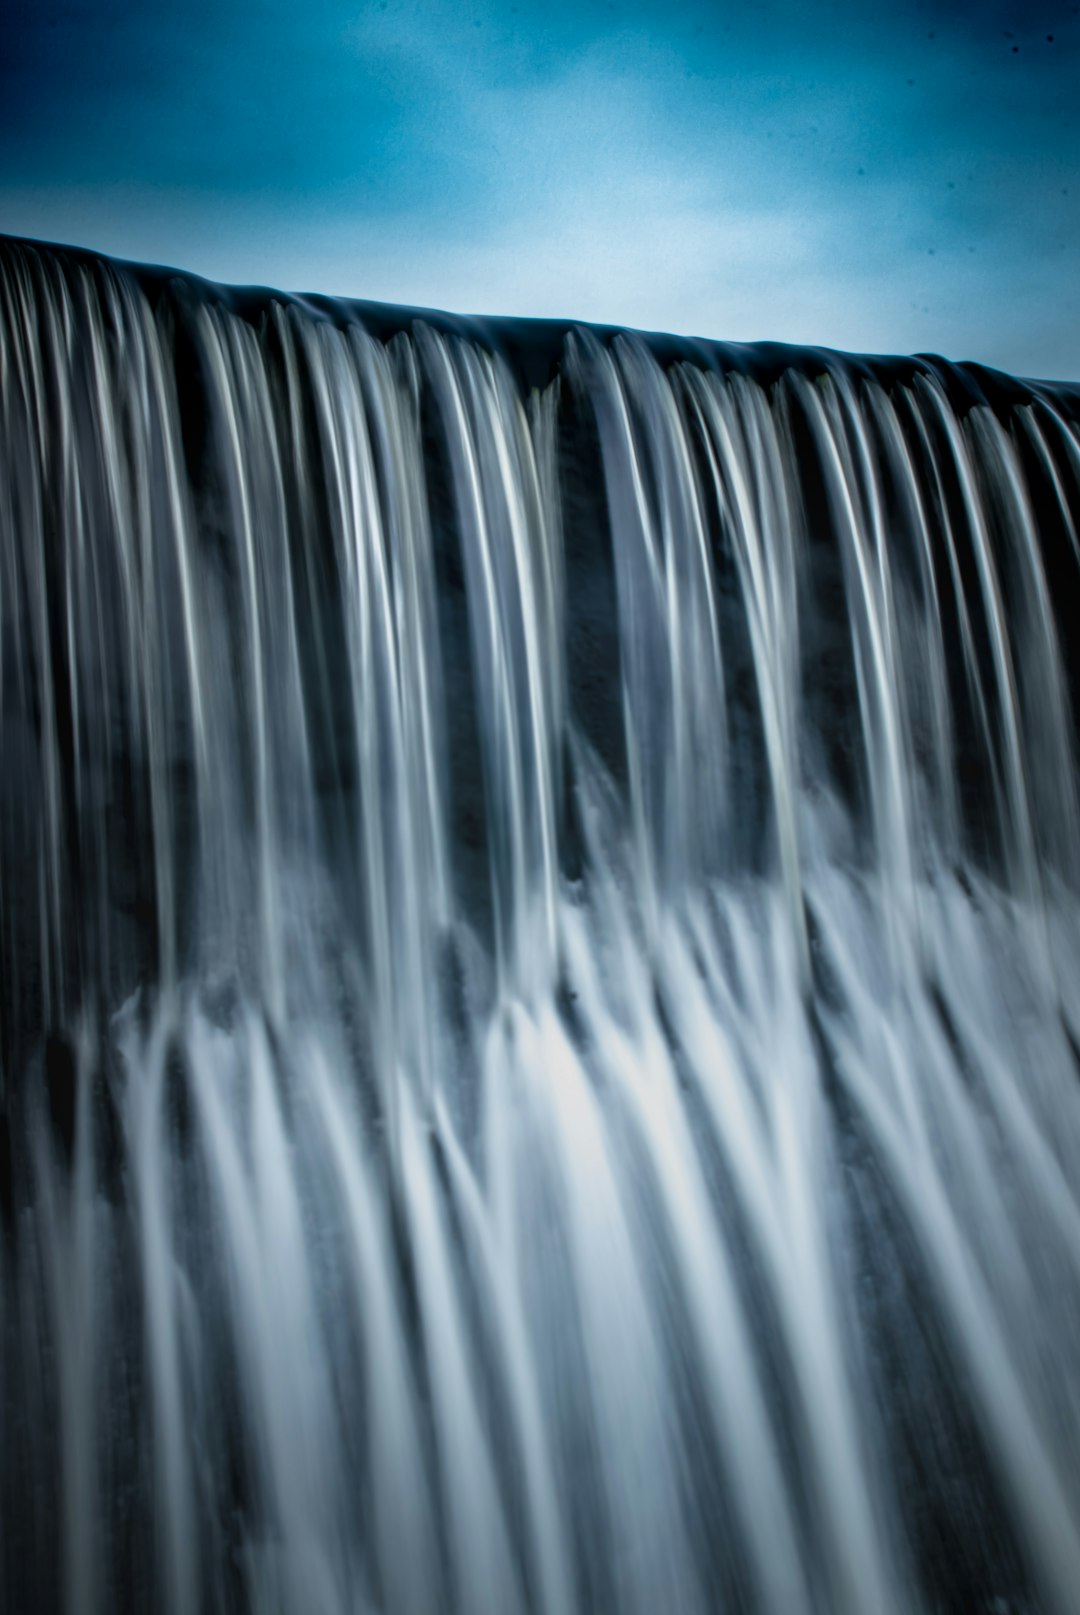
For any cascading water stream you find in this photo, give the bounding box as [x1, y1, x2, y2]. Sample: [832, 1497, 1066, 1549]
[2, 234, 1080, 1615]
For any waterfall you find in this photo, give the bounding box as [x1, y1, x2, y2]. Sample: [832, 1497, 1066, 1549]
[3, 233, 1080, 1615]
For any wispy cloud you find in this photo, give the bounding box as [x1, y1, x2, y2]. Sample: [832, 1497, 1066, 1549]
[2, 0, 1077, 376]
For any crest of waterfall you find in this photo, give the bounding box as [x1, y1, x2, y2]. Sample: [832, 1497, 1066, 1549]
[3, 235, 1080, 1615]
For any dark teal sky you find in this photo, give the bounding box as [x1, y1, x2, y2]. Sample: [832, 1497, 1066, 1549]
[2, 0, 1078, 377]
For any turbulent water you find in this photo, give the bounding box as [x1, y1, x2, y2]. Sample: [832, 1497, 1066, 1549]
[3, 235, 1080, 1615]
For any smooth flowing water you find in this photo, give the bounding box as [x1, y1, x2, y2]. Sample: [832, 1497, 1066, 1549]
[3, 235, 1080, 1615]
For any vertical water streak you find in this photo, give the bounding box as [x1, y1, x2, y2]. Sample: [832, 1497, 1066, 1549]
[569, 332, 727, 926]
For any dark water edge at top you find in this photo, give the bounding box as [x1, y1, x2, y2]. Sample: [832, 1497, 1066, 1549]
[8, 228, 1079, 402]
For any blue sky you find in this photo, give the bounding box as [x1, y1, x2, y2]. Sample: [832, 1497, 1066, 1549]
[2, 0, 1078, 378]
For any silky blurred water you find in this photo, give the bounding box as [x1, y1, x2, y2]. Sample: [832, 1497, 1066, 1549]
[3, 237, 1080, 1615]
